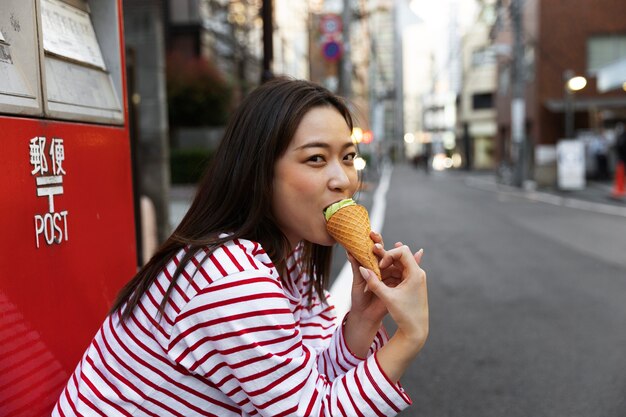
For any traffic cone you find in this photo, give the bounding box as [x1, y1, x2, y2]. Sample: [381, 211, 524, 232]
[611, 161, 625, 199]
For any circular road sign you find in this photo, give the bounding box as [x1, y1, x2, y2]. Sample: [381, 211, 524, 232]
[322, 39, 343, 62]
[319, 14, 342, 35]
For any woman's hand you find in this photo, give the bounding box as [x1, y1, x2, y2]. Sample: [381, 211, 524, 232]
[348, 231, 423, 324]
[360, 244, 429, 354]
[343, 232, 424, 357]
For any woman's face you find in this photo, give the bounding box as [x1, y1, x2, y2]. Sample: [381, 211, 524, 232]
[272, 106, 359, 247]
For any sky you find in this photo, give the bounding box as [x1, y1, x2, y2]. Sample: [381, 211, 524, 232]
[410, 0, 479, 29]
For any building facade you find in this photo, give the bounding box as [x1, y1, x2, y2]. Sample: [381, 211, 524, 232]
[458, 1, 497, 170]
[492, 0, 626, 185]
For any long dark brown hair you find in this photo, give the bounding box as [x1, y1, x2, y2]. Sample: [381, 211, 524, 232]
[111, 77, 354, 320]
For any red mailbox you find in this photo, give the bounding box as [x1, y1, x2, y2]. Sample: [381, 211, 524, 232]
[0, 0, 136, 415]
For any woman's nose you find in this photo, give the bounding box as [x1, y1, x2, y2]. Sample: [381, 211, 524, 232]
[328, 161, 353, 191]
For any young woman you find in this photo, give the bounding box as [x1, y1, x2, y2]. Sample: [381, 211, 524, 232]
[53, 77, 429, 416]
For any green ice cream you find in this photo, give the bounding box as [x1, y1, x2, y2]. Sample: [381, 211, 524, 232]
[324, 198, 356, 221]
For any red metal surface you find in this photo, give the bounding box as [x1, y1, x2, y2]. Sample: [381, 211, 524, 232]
[1, 1, 136, 414]
[0, 117, 137, 415]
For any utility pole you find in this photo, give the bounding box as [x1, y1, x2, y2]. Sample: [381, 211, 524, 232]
[261, 0, 273, 83]
[510, 0, 526, 187]
[563, 69, 575, 139]
[338, 0, 352, 98]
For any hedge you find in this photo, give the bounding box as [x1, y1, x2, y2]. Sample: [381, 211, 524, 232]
[170, 148, 214, 184]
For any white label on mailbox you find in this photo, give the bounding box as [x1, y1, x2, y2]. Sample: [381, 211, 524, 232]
[29, 136, 69, 248]
[41, 0, 106, 69]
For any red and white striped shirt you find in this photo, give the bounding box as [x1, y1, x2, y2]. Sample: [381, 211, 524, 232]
[53, 238, 412, 416]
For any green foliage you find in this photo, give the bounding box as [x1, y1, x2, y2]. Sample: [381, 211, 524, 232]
[167, 53, 233, 127]
[170, 148, 214, 184]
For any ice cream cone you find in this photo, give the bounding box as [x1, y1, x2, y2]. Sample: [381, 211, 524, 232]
[326, 203, 381, 280]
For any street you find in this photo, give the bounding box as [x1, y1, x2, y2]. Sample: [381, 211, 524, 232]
[372, 164, 626, 417]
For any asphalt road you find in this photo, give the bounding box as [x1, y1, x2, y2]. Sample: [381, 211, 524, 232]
[367, 164, 626, 417]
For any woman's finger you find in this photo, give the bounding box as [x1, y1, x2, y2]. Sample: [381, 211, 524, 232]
[359, 266, 391, 300]
[370, 231, 383, 247]
[346, 252, 365, 283]
[378, 243, 409, 270]
[414, 248, 424, 264]
[373, 243, 385, 259]
[383, 245, 419, 278]
[381, 276, 402, 288]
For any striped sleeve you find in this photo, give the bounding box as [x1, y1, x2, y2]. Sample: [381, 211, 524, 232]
[310, 312, 393, 383]
[298, 290, 369, 382]
[298, 284, 391, 384]
[166, 269, 412, 417]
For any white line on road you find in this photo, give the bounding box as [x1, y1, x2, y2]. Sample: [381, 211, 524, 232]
[329, 164, 393, 324]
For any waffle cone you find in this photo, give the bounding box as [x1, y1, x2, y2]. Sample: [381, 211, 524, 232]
[326, 204, 381, 279]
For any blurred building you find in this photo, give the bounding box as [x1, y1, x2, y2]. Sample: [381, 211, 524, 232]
[349, 0, 373, 129]
[458, 0, 497, 170]
[166, 0, 262, 97]
[423, 91, 457, 157]
[491, 0, 626, 186]
[273, 0, 310, 79]
[402, 18, 434, 162]
[167, 0, 313, 89]
[368, 0, 400, 159]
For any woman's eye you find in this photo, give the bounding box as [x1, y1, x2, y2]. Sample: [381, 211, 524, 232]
[344, 152, 357, 162]
[307, 155, 325, 163]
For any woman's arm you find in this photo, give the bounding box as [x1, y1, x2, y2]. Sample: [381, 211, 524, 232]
[356, 245, 430, 383]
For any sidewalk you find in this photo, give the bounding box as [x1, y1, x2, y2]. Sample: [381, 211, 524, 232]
[464, 170, 626, 217]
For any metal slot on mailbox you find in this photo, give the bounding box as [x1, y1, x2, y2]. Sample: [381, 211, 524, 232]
[40, 0, 124, 124]
[0, 0, 43, 116]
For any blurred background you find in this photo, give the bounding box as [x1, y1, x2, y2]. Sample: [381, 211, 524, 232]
[123, 0, 626, 253]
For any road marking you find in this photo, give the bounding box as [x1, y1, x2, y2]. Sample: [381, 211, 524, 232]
[465, 176, 626, 218]
[329, 164, 393, 323]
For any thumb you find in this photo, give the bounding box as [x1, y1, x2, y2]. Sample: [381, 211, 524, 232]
[359, 266, 389, 299]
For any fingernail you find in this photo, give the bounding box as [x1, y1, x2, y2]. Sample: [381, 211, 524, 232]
[359, 266, 371, 280]
[363, 284, 369, 293]
[374, 243, 383, 250]
[418, 248, 424, 254]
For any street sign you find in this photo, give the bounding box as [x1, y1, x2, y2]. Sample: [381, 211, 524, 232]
[319, 14, 342, 35]
[557, 139, 586, 190]
[322, 39, 342, 62]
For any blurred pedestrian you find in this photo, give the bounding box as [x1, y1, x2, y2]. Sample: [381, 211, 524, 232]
[616, 123, 626, 166]
[422, 142, 432, 174]
[589, 135, 609, 180]
[52, 77, 429, 417]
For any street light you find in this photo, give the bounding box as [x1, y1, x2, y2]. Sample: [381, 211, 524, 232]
[564, 70, 587, 139]
[567, 76, 587, 92]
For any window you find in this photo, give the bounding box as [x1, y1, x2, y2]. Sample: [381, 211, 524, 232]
[472, 93, 494, 110]
[472, 47, 496, 67]
[498, 65, 510, 96]
[587, 35, 626, 74]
